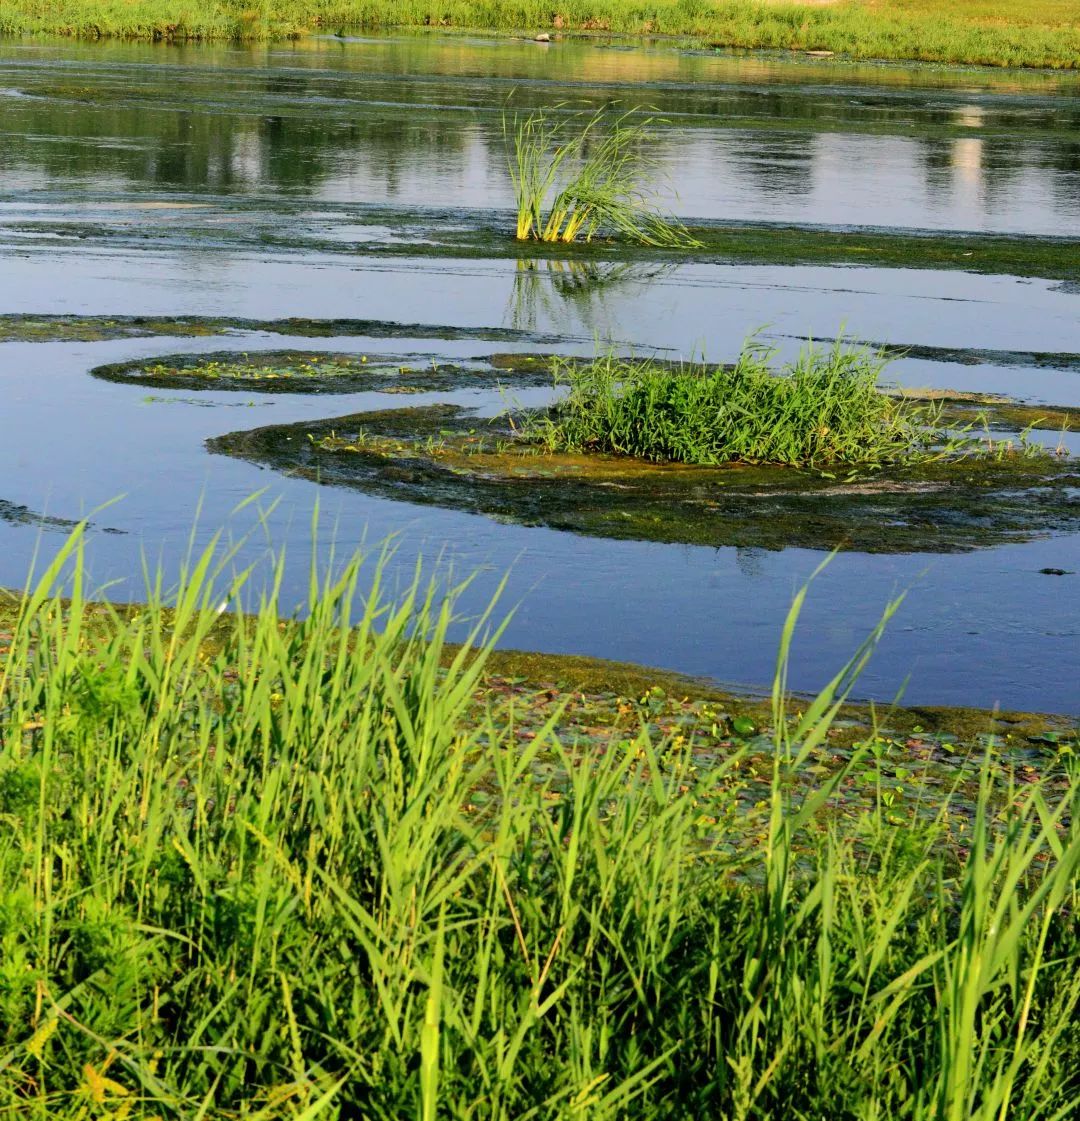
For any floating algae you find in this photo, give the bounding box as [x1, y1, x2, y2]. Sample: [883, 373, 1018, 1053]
[0, 499, 123, 534]
[818, 338, 1080, 375]
[886, 389, 1080, 434]
[3, 214, 1079, 281]
[0, 314, 572, 345]
[91, 351, 561, 394]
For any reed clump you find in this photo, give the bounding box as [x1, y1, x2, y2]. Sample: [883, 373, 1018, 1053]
[525, 340, 943, 469]
[2, 526, 1080, 1118]
[505, 105, 701, 247]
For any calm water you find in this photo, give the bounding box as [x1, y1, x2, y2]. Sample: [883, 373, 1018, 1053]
[1, 33, 1078, 711]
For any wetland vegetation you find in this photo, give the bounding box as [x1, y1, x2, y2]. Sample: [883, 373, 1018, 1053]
[1, 0, 1079, 69]
[2, 531, 1080, 1119]
[3, 25, 1080, 1118]
[90, 351, 556, 394]
[506, 106, 699, 248]
[208, 338, 1079, 558]
[525, 344, 941, 469]
[7, 215, 1079, 284]
[211, 390, 1080, 555]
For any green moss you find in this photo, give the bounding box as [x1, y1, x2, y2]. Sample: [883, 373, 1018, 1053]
[429, 222, 1080, 282]
[853, 339, 1080, 374]
[888, 389, 1078, 433]
[208, 403, 1080, 555]
[669, 225, 1080, 281]
[4, 218, 1079, 284]
[0, 314, 224, 344]
[941, 401, 1079, 434]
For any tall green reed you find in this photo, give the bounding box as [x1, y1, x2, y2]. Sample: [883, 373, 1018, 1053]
[1, 523, 1078, 1118]
[504, 104, 701, 247]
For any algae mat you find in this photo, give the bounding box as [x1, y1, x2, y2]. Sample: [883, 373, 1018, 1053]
[0, 314, 566, 345]
[90, 350, 559, 394]
[209, 405, 1080, 555]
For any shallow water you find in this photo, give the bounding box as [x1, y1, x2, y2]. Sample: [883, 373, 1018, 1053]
[0, 33, 1078, 712]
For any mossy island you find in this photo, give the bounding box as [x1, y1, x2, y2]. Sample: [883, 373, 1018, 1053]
[90, 350, 560, 394]
[211, 345, 1079, 555]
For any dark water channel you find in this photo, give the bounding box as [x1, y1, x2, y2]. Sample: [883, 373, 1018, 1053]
[1, 34, 1078, 711]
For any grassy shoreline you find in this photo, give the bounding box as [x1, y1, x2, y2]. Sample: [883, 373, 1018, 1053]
[3, 537, 1080, 1117]
[1, 0, 1079, 69]
[4, 587, 1077, 736]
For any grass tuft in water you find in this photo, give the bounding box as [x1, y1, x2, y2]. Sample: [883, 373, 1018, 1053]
[524, 339, 945, 470]
[504, 103, 701, 247]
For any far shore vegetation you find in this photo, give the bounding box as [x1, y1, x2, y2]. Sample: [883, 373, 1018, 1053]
[1, 0, 1078, 69]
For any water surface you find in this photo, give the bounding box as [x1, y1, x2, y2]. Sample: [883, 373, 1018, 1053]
[1, 33, 1077, 712]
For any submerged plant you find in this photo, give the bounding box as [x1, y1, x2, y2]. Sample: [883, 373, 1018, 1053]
[504, 104, 701, 247]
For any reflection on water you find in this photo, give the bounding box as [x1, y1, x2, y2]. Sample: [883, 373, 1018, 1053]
[949, 136, 985, 216]
[507, 260, 677, 335]
[1, 35, 1080, 233]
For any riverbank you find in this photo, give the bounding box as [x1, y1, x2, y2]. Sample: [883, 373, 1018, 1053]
[2, 548, 1079, 1117]
[1, 0, 1079, 68]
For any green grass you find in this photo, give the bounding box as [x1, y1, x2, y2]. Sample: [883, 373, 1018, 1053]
[524, 341, 952, 470]
[2, 523, 1080, 1117]
[505, 105, 700, 247]
[1, 0, 1079, 68]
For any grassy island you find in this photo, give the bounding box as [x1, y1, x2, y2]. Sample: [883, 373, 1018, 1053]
[210, 344, 1080, 555]
[524, 346, 937, 469]
[1, 0, 1079, 69]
